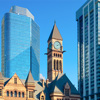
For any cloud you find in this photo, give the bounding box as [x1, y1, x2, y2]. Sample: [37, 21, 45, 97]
[40, 74, 45, 80]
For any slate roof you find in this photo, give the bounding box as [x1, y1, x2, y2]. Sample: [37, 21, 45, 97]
[25, 71, 34, 83]
[34, 81, 50, 100]
[48, 23, 63, 42]
[49, 73, 79, 95]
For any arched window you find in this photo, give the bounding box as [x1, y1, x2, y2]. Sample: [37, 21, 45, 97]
[58, 61, 60, 70]
[22, 92, 24, 98]
[14, 91, 17, 97]
[54, 60, 55, 70]
[7, 91, 9, 97]
[58, 54, 59, 57]
[60, 61, 62, 70]
[55, 60, 57, 70]
[18, 92, 21, 97]
[11, 91, 13, 97]
[54, 53, 55, 56]
[60, 54, 62, 57]
[41, 95, 44, 100]
[57, 60, 58, 70]
[56, 54, 57, 57]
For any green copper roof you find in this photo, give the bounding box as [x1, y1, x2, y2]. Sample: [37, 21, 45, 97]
[48, 23, 63, 42]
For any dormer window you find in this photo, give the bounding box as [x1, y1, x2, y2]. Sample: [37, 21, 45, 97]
[40, 91, 45, 100]
[41, 96, 44, 100]
[65, 89, 69, 96]
[64, 83, 70, 96]
[14, 78, 17, 84]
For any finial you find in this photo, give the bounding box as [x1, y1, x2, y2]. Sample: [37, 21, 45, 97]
[54, 20, 56, 24]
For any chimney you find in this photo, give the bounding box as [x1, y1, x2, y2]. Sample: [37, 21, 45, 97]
[42, 79, 44, 87]
[46, 79, 49, 87]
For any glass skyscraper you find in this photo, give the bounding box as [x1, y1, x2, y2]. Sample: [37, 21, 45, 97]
[76, 0, 100, 100]
[1, 6, 40, 81]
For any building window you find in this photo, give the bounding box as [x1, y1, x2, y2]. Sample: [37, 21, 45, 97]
[22, 92, 24, 98]
[41, 96, 44, 100]
[29, 91, 33, 98]
[7, 91, 9, 97]
[14, 78, 17, 84]
[65, 89, 69, 96]
[0, 89, 2, 96]
[60, 60, 62, 70]
[18, 92, 21, 97]
[98, 87, 100, 93]
[58, 61, 61, 70]
[11, 91, 13, 97]
[56, 54, 57, 57]
[54, 60, 55, 70]
[14, 91, 17, 97]
[58, 54, 59, 57]
[57, 60, 58, 70]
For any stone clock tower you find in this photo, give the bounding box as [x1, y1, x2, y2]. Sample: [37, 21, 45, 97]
[47, 23, 63, 82]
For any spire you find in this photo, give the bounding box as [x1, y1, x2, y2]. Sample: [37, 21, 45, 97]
[0, 72, 3, 80]
[25, 71, 34, 84]
[48, 22, 63, 42]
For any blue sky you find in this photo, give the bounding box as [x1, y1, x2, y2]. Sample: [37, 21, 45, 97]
[0, 0, 87, 88]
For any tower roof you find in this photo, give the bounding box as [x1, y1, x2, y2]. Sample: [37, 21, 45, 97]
[48, 23, 63, 42]
[25, 71, 34, 83]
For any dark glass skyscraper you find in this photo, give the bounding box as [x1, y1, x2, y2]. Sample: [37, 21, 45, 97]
[1, 6, 40, 80]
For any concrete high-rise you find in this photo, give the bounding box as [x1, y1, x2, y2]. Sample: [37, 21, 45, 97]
[76, 0, 100, 100]
[1, 6, 40, 80]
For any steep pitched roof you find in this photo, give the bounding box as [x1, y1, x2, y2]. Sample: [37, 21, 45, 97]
[0, 72, 3, 80]
[49, 73, 79, 95]
[48, 23, 63, 42]
[25, 71, 34, 83]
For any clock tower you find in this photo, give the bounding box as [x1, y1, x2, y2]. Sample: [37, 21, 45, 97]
[47, 23, 63, 82]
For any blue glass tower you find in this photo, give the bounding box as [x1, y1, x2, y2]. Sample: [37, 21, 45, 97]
[1, 6, 40, 80]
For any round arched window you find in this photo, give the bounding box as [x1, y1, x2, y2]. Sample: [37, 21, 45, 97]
[14, 91, 17, 97]
[11, 91, 13, 97]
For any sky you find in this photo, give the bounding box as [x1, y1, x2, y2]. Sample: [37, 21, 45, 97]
[0, 0, 87, 88]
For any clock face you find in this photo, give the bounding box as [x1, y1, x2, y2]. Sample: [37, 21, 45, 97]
[49, 42, 52, 50]
[54, 41, 61, 49]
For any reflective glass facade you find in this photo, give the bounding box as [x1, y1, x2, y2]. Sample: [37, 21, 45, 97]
[1, 6, 40, 81]
[76, 0, 100, 100]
